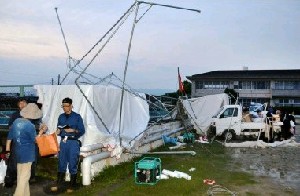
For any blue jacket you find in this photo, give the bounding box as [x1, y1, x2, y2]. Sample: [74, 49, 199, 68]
[8, 118, 36, 163]
[57, 111, 85, 140]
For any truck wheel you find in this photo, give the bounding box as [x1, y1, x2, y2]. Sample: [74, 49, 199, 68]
[224, 130, 235, 141]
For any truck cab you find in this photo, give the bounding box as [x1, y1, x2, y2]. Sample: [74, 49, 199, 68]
[211, 105, 242, 140]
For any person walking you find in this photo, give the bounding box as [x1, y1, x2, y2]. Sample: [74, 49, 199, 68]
[5, 98, 42, 188]
[51, 97, 85, 193]
[4, 98, 28, 188]
[5, 103, 47, 196]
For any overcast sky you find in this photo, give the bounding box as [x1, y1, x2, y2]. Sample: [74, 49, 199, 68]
[1, 0, 299, 91]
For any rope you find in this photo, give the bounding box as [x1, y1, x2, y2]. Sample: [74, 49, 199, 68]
[207, 185, 237, 196]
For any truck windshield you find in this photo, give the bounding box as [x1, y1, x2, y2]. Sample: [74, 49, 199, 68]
[221, 107, 238, 118]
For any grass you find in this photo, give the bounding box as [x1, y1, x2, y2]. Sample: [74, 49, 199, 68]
[36, 141, 257, 195]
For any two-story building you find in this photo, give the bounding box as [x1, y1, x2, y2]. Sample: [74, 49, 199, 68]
[186, 69, 300, 107]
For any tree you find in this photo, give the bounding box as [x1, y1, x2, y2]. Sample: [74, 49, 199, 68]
[182, 80, 191, 96]
[163, 80, 191, 99]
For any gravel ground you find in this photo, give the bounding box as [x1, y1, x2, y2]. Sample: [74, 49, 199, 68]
[226, 123, 300, 195]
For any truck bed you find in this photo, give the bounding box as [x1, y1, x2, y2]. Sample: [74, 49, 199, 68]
[241, 122, 265, 131]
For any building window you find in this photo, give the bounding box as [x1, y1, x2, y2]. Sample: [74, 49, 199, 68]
[274, 81, 284, 89]
[285, 81, 294, 90]
[238, 81, 251, 89]
[195, 81, 229, 89]
[295, 82, 300, 90]
[252, 81, 269, 89]
[204, 81, 211, 89]
[275, 98, 300, 107]
[196, 81, 203, 89]
[279, 99, 290, 104]
[274, 81, 300, 90]
[293, 99, 300, 106]
[238, 81, 270, 89]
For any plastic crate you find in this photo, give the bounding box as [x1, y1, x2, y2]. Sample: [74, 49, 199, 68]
[135, 157, 161, 185]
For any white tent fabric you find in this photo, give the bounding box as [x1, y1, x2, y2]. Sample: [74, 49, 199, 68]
[34, 85, 150, 147]
[182, 93, 229, 134]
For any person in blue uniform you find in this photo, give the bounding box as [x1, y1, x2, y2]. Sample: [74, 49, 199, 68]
[51, 97, 85, 193]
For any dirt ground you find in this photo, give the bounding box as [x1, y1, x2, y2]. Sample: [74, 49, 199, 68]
[1, 126, 299, 195]
[226, 124, 300, 195]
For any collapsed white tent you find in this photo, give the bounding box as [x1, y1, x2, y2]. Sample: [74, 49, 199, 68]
[182, 93, 229, 134]
[34, 85, 150, 148]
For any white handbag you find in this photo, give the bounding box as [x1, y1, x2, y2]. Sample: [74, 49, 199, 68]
[0, 160, 7, 184]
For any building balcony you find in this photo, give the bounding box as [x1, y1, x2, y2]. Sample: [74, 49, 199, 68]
[236, 89, 272, 98]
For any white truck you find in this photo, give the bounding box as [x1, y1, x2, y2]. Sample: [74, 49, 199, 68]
[210, 105, 282, 141]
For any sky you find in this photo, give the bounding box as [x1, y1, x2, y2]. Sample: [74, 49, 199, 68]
[1, 0, 300, 92]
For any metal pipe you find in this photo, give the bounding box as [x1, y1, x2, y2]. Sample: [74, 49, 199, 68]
[80, 143, 104, 152]
[147, 128, 168, 136]
[129, 151, 196, 156]
[142, 127, 184, 145]
[82, 151, 111, 185]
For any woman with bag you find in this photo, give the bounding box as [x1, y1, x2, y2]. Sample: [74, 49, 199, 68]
[5, 103, 47, 196]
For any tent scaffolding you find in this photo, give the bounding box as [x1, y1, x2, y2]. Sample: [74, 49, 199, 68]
[53, 1, 200, 147]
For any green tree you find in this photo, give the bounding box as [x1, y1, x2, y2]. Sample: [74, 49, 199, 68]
[164, 80, 191, 98]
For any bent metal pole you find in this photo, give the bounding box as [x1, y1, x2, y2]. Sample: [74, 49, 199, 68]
[128, 151, 196, 156]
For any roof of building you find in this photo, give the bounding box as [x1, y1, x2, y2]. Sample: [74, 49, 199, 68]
[187, 69, 300, 80]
